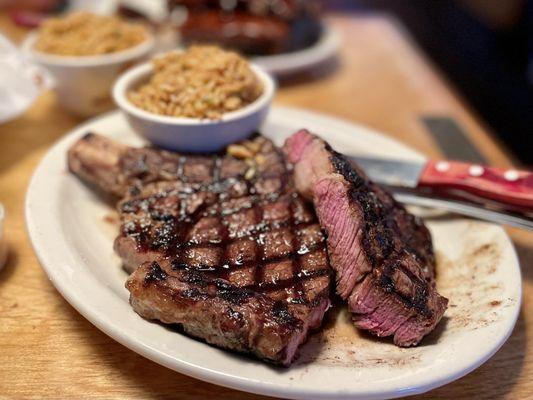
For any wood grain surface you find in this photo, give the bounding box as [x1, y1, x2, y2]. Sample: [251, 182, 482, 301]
[0, 12, 531, 400]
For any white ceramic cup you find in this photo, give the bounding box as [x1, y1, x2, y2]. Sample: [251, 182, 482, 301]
[112, 60, 275, 153]
[21, 32, 155, 117]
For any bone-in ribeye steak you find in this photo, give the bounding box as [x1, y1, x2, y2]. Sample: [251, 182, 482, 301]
[68, 129, 448, 364]
[68, 133, 331, 366]
[284, 130, 448, 346]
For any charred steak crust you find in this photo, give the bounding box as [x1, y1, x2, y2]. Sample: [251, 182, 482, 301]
[327, 145, 435, 276]
[69, 134, 332, 366]
[284, 130, 448, 347]
[327, 147, 434, 316]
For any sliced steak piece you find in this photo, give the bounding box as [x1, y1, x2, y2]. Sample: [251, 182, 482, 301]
[68, 133, 331, 365]
[284, 129, 448, 347]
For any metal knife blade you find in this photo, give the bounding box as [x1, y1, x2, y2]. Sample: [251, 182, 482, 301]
[348, 155, 424, 188]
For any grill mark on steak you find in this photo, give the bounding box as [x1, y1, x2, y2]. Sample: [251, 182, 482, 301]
[176, 155, 186, 179]
[143, 261, 169, 284]
[68, 133, 332, 365]
[251, 190, 265, 288]
[287, 196, 309, 304]
[379, 261, 430, 317]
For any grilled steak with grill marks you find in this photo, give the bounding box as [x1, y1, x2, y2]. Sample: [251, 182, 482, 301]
[68, 133, 332, 365]
[284, 129, 448, 347]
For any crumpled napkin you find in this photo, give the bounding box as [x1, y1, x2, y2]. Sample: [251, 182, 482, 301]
[0, 33, 52, 123]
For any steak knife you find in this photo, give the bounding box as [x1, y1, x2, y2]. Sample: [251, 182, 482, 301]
[347, 156, 533, 230]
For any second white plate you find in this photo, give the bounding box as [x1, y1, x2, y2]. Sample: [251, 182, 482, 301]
[252, 25, 340, 76]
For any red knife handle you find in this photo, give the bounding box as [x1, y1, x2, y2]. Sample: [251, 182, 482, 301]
[419, 160, 533, 208]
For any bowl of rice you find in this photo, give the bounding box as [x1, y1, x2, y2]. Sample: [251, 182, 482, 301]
[113, 45, 275, 152]
[22, 11, 154, 116]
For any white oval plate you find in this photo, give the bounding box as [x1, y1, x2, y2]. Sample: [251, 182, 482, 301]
[26, 106, 521, 400]
[252, 25, 340, 76]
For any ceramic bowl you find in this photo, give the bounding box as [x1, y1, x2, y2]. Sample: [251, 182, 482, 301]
[112, 60, 275, 152]
[22, 32, 155, 116]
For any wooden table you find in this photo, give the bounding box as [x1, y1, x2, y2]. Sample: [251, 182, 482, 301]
[0, 13, 531, 400]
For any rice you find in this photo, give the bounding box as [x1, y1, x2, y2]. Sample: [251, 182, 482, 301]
[127, 46, 263, 119]
[34, 12, 148, 56]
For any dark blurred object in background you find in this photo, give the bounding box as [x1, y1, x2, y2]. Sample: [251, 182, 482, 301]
[329, 0, 533, 165]
[4, 0, 531, 163]
[168, 0, 322, 55]
[2, 0, 66, 27]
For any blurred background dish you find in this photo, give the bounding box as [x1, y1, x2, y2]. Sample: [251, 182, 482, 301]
[167, 0, 339, 76]
[32, 11, 149, 56]
[251, 25, 339, 77]
[21, 13, 155, 116]
[169, 0, 323, 56]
